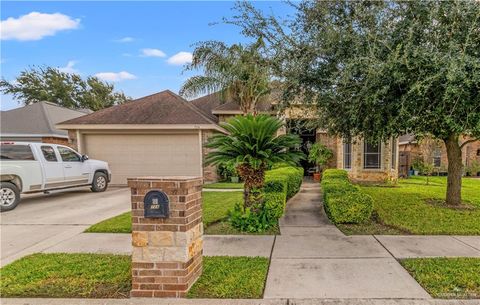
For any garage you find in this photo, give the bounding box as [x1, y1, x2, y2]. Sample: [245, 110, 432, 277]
[57, 90, 224, 185]
[83, 133, 201, 185]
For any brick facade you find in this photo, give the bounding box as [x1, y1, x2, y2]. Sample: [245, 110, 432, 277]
[41, 137, 70, 146]
[316, 132, 338, 168]
[201, 130, 219, 183]
[337, 138, 399, 182]
[128, 177, 203, 298]
[399, 136, 480, 175]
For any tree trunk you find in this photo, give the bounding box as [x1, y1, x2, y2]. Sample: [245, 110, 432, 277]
[444, 134, 463, 206]
[236, 164, 266, 208]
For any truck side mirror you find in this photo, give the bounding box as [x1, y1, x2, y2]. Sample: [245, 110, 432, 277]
[81, 155, 89, 162]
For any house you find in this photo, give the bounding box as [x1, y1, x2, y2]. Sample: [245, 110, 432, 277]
[398, 134, 480, 177]
[56, 90, 224, 185]
[0, 102, 90, 145]
[192, 92, 399, 183]
[58, 89, 399, 184]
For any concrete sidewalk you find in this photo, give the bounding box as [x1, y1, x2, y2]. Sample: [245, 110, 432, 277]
[42, 233, 275, 258]
[2, 298, 478, 305]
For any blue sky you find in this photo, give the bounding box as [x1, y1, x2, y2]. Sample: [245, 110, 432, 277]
[1, 1, 293, 110]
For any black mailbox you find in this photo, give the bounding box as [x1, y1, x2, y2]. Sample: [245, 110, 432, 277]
[144, 190, 169, 218]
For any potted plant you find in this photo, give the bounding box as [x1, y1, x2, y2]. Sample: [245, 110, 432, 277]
[308, 143, 333, 182]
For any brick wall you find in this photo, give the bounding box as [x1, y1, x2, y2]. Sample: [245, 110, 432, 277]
[316, 132, 337, 168]
[128, 177, 203, 298]
[41, 137, 70, 146]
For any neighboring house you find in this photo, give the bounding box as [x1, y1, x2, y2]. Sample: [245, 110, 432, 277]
[0, 102, 90, 145]
[57, 90, 224, 185]
[399, 134, 480, 177]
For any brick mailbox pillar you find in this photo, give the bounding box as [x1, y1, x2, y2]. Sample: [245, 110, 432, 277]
[127, 176, 203, 298]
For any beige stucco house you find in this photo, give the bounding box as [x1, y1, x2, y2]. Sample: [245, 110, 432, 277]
[58, 90, 400, 184]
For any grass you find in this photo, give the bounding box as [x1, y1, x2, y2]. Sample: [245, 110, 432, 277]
[187, 256, 269, 299]
[85, 211, 131, 233]
[401, 258, 480, 299]
[205, 221, 279, 235]
[0, 254, 268, 299]
[86, 191, 244, 234]
[0, 253, 131, 298]
[347, 176, 480, 235]
[204, 182, 244, 189]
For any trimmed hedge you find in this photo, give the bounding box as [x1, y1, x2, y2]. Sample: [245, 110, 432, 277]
[266, 166, 304, 199]
[229, 164, 303, 232]
[321, 169, 373, 224]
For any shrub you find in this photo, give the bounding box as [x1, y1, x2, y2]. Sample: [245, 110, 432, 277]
[321, 169, 373, 224]
[266, 166, 304, 199]
[229, 164, 303, 232]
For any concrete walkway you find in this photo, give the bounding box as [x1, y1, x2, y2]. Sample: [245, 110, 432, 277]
[264, 181, 430, 299]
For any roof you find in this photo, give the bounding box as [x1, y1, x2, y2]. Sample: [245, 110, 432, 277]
[58, 90, 219, 127]
[0, 102, 90, 138]
[399, 134, 416, 144]
[190, 91, 278, 116]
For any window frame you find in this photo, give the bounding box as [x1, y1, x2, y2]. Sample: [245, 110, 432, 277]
[40, 145, 58, 162]
[343, 141, 352, 169]
[363, 140, 382, 169]
[391, 139, 397, 169]
[57, 146, 82, 162]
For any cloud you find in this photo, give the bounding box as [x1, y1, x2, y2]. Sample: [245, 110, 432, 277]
[167, 51, 193, 65]
[141, 48, 166, 57]
[94, 71, 137, 82]
[58, 60, 78, 74]
[1, 12, 80, 41]
[115, 36, 134, 43]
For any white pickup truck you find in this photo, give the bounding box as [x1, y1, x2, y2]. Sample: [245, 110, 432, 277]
[0, 142, 111, 211]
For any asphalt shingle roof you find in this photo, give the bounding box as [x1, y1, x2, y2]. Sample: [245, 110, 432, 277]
[1, 102, 89, 137]
[59, 90, 217, 125]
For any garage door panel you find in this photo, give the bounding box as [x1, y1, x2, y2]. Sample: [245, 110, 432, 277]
[84, 134, 201, 185]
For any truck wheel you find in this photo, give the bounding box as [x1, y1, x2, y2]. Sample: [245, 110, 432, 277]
[1, 182, 20, 212]
[91, 172, 108, 192]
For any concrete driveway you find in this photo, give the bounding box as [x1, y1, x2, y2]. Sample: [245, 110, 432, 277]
[0, 187, 130, 267]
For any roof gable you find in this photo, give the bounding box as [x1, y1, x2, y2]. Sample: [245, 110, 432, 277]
[0, 102, 88, 137]
[59, 90, 218, 125]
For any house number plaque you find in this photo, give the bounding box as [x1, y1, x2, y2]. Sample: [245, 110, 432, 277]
[144, 190, 169, 218]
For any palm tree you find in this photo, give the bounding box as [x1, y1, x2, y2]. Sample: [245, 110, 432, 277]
[179, 39, 270, 114]
[205, 114, 304, 207]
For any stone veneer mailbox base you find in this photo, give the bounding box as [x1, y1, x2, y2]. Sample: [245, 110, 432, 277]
[127, 176, 203, 298]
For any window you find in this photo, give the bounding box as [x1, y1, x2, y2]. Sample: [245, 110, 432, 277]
[391, 139, 397, 169]
[433, 149, 441, 167]
[343, 141, 352, 169]
[57, 146, 81, 162]
[364, 141, 381, 169]
[41, 146, 57, 162]
[477, 149, 480, 156]
[0, 144, 35, 160]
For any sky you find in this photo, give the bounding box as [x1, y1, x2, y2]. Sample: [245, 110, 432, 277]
[0, 1, 294, 110]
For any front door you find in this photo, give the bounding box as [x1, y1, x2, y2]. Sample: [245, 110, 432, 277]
[287, 120, 317, 176]
[57, 146, 90, 186]
[39, 145, 64, 188]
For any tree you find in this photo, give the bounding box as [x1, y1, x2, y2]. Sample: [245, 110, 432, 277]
[1, 66, 129, 111]
[205, 114, 304, 207]
[230, 1, 480, 205]
[179, 39, 271, 114]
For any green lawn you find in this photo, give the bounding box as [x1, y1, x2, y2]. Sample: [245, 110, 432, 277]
[401, 258, 480, 299]
[346, 176, 480, 235]
[86, 191, 243, 234]
[0, 253, 131, 298]
[204, 182, 244, 189]
[187, 256, 269, 299]
[0, 254, 268, 299]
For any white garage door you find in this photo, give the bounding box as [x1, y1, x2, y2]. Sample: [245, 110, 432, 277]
[83, 133, 201, 185]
